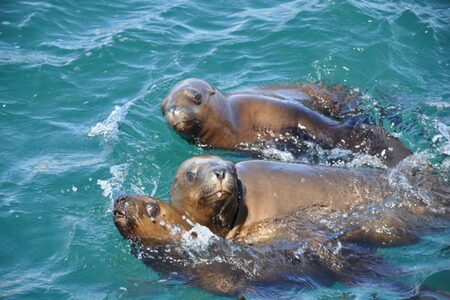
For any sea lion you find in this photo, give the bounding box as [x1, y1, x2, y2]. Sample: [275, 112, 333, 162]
[161, 78, 411, 166]
[113, 195, 447, 298]
[170, 155, 386, 239]
[113, 195, 389, 297]
[170, 155, 449, 244]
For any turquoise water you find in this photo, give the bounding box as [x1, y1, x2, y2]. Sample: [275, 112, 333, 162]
[1, 0, 449, 299]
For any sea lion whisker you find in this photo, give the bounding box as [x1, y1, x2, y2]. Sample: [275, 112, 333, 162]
[135, 217, 154, 239]
[151, 193, 166, 199]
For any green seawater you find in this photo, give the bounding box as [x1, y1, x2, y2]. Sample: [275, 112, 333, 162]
[0, 0, 449, 299]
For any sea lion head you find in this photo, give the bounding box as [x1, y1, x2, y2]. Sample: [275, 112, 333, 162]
[170, 155, 241, 236]
[161, 78, 217, 141]
[113, 195, 191, 245]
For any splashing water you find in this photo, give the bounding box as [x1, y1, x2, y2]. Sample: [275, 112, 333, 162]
[88, 102, 133, 141]
[97, 164, 128, 199]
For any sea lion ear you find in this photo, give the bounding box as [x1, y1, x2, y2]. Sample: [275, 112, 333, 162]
[209, 87, 216, 96]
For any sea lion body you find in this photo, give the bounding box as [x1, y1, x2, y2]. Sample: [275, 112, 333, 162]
[233, 160, 386, 227]
[161, 78, 411, 166]
[207, 93, 344, 149]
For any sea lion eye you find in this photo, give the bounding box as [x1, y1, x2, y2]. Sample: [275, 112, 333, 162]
[146, 204, 160, 218]
[186, 171, 196, 182]
[187, 89, 202, 105]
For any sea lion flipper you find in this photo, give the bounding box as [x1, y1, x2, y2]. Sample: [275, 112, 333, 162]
[190, 267, 247, 297]
[338, 120, 412, 166]
[258, 82, 363, 118]
[299, 82, 363, 118]
[338, 219, 419, 247]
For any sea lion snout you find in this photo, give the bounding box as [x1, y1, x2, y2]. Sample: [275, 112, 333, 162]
[163, 101, 201, 136]
[114, 195, 162, 220]
[201, 161, 236, 195]
[212, 167, 226, 180]
[113, 195, 139, 239]
[114, 195, 137, 219]
[114, 195, 127, 210]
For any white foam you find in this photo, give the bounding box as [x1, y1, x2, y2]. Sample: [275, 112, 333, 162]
[293, 243, 308, 259]
[21, 154, 104, 179]
[434, 120, 450, 156]
[97, 164, 128, 199]
[346, 153, 387, 169]
[261, 148, 295, 161]
[436, 120, 449, 140]
[385, 153, 438, 208]
[441, 157, 450, 170]
[181, 224, 217, 252]
[88, 102, 132, 140]
[426, 101, 450, 109]
[440, 143, 450, 156]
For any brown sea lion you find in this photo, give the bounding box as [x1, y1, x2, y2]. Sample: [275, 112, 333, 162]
[169, 155, 387, 239]
[169, 155, 449, 244]
[113, 195, 389, 297]
[161, 78, 411, 166]
[113, 195, 448, 298]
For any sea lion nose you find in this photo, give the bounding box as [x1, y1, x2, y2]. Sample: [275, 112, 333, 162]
[212, 168, 226, 180]
[114, 195, 136, 211]
[115, 195, 127, 206]
[114, 196, 129, 219]
[114, 195, 139, 217]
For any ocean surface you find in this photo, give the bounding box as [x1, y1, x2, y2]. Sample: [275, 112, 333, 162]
[1, 0, 449, 299]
